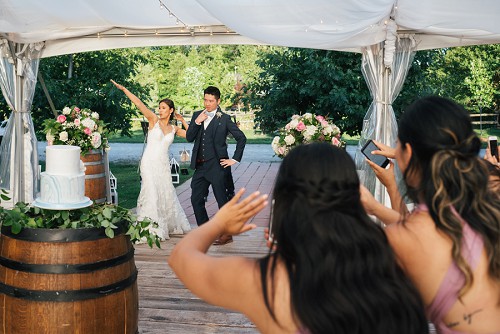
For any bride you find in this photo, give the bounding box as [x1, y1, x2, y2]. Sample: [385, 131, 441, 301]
[111, 80, 191, 240]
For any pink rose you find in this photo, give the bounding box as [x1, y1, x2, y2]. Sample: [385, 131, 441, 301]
[56, 115, 66, 123]
[84, 127, 92, 135]
[296, 121, 306, 131]
[332, 137, 340, 146]
[74, 107, 80, 112]
[321, 120, 329, 127]
[74, 119, 81, 126]
[316, 115, 325, 122]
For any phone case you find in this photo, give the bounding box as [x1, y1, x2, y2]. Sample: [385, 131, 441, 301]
[361, 140, 390, 168]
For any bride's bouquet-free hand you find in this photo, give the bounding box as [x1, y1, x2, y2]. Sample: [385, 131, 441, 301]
[43, 106, 110, 155]
[272, 113, 345, 158]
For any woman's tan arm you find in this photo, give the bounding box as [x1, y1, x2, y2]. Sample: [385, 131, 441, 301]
[111, 79, 156, 125]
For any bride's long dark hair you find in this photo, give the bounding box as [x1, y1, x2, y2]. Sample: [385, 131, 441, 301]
[259, 143, 428, 334]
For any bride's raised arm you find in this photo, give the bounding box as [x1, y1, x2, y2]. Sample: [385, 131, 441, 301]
[110, 79, 157, 126]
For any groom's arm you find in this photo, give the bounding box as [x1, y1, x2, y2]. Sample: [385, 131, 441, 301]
[227, 118, 246, 162]
[186, 112, 202, 142]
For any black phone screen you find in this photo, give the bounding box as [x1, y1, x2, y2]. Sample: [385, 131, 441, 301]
[490, 137, 498, 160]
[361, 140, 390, 168]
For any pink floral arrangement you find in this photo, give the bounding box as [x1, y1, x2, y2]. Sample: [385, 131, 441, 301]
[271, 113, 345, 158]
[43, 106, 109, 155]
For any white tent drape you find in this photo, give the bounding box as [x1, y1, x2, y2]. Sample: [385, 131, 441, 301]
[355, 31, 416, 207]
[0, 39, 43, 205]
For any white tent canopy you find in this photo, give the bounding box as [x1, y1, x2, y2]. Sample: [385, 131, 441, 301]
[2, 0, 500, 58]
[1, 0, 500, 205]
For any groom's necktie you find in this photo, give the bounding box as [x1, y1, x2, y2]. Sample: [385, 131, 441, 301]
[204, 111, 216, 129]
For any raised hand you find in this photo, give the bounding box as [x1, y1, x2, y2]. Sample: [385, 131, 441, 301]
[195, 111, 209, 125]
[212, 188, 268, 236]
[110, 79, 124, 91]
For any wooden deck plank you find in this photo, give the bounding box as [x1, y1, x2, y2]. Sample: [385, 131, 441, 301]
[135, 162, 279, 333]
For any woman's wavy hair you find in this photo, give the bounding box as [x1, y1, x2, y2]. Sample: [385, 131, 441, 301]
[159, 98, 175, 122]
[259, 143, 428, 334]
[398, 96, 500, 297]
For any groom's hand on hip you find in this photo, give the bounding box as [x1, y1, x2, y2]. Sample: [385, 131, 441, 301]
[220, 159, 236, 168]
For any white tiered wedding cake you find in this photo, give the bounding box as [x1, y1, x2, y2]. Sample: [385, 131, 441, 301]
[33, 145, 92, 209]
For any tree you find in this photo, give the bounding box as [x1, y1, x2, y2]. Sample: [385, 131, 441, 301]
[31, 48, 149, 138]
[426, 45, 500, 112]
[245, 48, 371, 135]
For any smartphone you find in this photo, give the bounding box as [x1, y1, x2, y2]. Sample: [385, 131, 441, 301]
[489, 136, 498, 160]
[267, 199, 275, 242]
[361, 139, 390, 168]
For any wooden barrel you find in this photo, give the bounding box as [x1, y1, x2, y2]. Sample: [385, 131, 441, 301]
[81, 149, 107, 203]
[0, 225, 138, 334]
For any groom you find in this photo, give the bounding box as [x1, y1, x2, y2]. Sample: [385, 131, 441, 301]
[186, 86, 246, 245]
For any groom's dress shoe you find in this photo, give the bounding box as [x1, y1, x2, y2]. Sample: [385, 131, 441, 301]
[213, 235, 233, 246]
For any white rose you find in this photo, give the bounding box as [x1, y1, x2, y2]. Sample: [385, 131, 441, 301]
[272, 136, 280, 147]
[81, 118, 96, 129]
[322, 125, 333, 135]
[91, 112, 99, 119]
[62, 107, 71, 115]
[284, 134, 295, 146]
[91, 132, 102, 148]
[288, 119, 299, 129]
[303, 113, 313, 120]
[305, 125, 317, 137]
[46, 132, 55, 142]
[59, 131, 68, 142]
[291, 114, 301, 120]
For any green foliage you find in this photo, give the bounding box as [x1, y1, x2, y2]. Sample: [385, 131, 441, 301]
[148, 45, 264, 112]
[425, 45, 500, 112]
[0, 202, 161, 248]
[245, 48, 371, 136]
[31, 48, 149, 138]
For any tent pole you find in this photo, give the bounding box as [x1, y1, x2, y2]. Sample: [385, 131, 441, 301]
[14, 43, 25, 203]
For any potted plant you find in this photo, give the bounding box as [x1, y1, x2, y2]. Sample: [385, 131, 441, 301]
[0, 196, 161, 334]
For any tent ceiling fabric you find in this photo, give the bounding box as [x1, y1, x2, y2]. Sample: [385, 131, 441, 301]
[2, 0, 500, 58]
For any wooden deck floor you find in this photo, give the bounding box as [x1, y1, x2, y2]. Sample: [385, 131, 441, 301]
[134, 162, 280, 333]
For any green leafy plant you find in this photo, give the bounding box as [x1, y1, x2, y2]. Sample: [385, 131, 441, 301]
[0, 202, 161, 248]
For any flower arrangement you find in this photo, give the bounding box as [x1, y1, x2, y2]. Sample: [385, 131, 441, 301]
[0, 202, 161, 248]
[271, 113, 345, 158]
[43, 106, 109, 155]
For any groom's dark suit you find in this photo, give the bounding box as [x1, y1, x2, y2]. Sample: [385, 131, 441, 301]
[186, 107, 246, 225]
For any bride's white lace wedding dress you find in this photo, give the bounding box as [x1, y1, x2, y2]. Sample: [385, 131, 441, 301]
[136, 121, 191, 240]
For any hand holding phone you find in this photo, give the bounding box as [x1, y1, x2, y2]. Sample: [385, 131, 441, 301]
[489, 136, 498, 161]
[361, 139, 390, 168]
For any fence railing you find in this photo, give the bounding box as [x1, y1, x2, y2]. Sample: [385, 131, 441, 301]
[470, 113, 499, 129]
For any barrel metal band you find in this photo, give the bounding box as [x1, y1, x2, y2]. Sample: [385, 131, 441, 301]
[0, 247, 134, 274]
[83, 161, 103, 166]
[85, 172, 106, 179]
[0, 270, 138, 301]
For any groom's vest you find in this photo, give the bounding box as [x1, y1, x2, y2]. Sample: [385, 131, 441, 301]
[196, 119, 217, 162]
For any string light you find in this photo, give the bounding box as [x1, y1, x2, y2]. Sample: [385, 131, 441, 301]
[158, 0, 188, 28]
